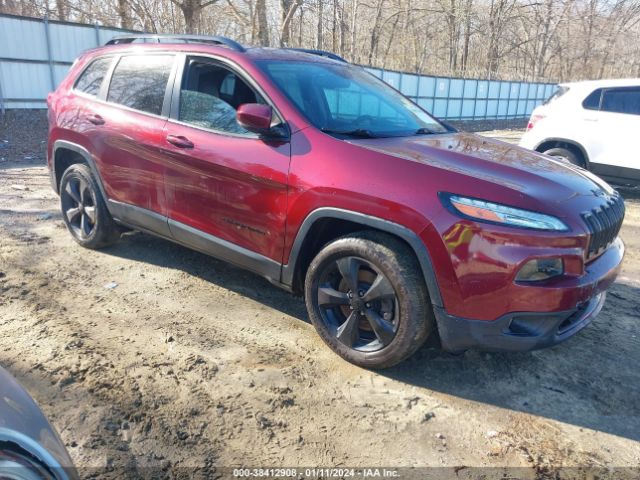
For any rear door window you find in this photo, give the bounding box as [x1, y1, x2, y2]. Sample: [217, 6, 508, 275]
[601, 88, 640, 115]
[107, 55, 174, 115]
[74, 57, 112, 96]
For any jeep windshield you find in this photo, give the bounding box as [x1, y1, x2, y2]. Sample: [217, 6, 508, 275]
[257, 60, 449, 138]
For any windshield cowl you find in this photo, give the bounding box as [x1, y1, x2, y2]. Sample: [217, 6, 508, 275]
[320, 127, 379, 138]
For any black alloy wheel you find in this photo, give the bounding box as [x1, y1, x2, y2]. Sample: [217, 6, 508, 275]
[305, 232, 434, 368]
[316, 255, 399, 352]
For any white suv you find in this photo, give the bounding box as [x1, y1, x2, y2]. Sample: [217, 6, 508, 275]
[520, 79, 640, 185]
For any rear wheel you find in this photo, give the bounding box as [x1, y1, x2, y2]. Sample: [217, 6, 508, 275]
[304, 232, 433, 369]
[543, 147, 584, 168]
[60, 164, 120, 249]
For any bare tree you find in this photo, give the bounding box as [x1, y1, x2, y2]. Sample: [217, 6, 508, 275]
[169, 0, 221, 33]
[365, 0, 385, 64]
[3, 0, 639, 81]
[316, 0, 323, 49]
[280, 0, 302, 46]
[55, 0, 69, 21]
[255, 0, 269, 44]
[116, 0, 133, 29]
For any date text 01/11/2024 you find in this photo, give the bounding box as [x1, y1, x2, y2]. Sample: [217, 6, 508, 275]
[232, 468, 400, 478]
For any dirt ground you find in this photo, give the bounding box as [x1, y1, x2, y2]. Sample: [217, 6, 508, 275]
[1, 114, 639, 479]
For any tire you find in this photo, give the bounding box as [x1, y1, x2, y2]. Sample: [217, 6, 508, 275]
[543, 147, 584, 168]
[59, 163, 121, 249]
[304, 231, 434, 369]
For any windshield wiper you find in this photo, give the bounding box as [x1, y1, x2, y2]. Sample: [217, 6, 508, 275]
[414, 127, 435, 135]
[320, 128, 378, 138]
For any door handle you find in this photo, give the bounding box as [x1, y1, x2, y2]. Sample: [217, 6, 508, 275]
[166, 135, 194, 149]
[584, 117, 599, 122]
[86, 114, 105, 125]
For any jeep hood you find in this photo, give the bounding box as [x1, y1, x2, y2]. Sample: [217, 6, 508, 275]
[350, 132, 613, 203]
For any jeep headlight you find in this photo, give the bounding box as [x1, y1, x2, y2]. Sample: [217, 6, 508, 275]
[441, 194, 569, 231]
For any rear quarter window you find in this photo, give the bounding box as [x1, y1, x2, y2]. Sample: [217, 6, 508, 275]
[582, 88, 603, 110]
[542, 86, 569, 105]
[74, 57, 112, 96]
[107, 55, 174, 115]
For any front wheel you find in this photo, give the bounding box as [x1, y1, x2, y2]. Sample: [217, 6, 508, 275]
[304, 232, 434, 369]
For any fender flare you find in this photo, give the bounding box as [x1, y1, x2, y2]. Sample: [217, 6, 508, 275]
[281, 207, 443, 308]
[51, 140, 108, 199]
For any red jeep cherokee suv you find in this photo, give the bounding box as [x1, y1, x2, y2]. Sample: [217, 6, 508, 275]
[47, 35, 625, 368]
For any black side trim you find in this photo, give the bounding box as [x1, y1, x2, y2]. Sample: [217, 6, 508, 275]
[105, 200, 281, 283]
[281, 208, 443, 307]
[107, 200, 172, 238]
[168, 219, 281, 282]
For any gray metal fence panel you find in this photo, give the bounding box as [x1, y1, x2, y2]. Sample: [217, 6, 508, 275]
[0, 14, 136, 109]
[0, 13, 557, 119]
[367, 66, 556, 121]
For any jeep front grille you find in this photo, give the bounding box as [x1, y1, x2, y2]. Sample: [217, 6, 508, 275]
[581, 193, 625, 259]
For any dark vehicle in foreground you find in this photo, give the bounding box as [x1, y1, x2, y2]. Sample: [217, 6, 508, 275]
[0, 367, 77, 480]
[47, 35, 624, 368]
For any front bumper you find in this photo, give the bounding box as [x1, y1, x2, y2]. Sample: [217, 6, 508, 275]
[434, 236, 623, 353]
[435, 291, 606, 353]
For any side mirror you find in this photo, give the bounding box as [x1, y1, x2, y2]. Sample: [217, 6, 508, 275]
[237, 103, 274, 135]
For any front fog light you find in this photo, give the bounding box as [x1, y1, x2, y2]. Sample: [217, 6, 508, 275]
[516, 258, 563, 282]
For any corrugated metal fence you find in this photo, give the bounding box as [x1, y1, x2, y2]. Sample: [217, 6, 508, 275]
[365, 68, 557, 121]
[0, 13, 136, 110]
[0, 13, 557, 119]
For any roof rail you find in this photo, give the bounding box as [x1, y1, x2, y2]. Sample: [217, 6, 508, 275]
[286, 48, 348, 63]
[105, 34, 245, 52]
